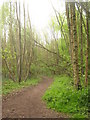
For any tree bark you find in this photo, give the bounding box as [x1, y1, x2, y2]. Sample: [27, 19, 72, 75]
[85, 7, 89, 86]
[18, 2, 22, 83]
[80, 8, 84, 76]
[72, 3, 81, 89]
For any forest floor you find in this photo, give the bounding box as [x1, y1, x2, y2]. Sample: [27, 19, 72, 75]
[2, 76, 69, 118]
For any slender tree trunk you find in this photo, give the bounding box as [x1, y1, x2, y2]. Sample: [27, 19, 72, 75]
[15, 1, 20, 81]
[80, 8, 84, 76]
[72, 3, 81, 89]
[22, 2, 26, 63]
[88, 8, 90, 83]
[66, 3, 72, 58]
[70, 3, 74, 80]
[85, 8, 89, 86]
[18, 2, 22, 83]
[9, 2, 13, 52]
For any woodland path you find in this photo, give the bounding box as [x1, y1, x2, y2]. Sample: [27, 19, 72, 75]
[2, 76, 68, 118]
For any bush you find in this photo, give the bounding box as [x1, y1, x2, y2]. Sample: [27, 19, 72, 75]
[43, 75, 88, 118]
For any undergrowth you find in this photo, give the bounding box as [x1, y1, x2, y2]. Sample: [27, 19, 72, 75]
[42, 75, 88, 118]
[2, 77, 41, 95]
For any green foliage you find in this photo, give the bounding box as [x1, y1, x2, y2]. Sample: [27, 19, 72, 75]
[2, 77, 41, 95]
[43, 75, 88, 118]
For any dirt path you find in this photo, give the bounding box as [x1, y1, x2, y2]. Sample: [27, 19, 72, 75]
[2, 76, 68, 118]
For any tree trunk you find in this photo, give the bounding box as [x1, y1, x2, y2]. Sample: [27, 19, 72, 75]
[18, 2, 22, 83]
[80, 8, 84, 76]
[85, 8, 89, 87]
[72, 3, 81, 90]
[22, 2, 26, 64]
[66, 3, 72, 59]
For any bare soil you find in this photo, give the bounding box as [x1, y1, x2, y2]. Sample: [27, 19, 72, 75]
[2, 76, 69, 118]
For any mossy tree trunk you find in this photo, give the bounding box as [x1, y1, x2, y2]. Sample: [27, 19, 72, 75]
[72, 3, 81, 89]
[85, 6, 89, 87]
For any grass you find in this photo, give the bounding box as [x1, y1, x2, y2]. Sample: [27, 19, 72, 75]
[2, 77, 41, 95]
[42, 75, 88, 118]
